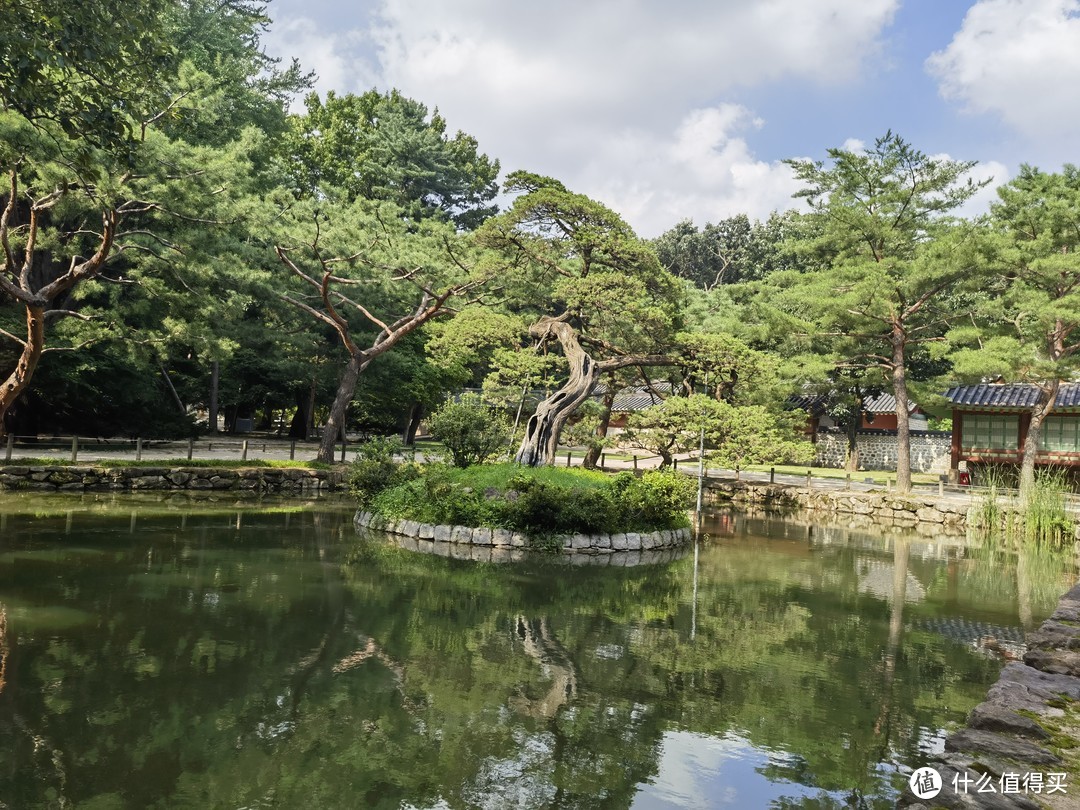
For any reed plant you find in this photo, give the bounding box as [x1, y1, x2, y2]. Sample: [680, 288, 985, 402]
[969, 464, 1073, 547]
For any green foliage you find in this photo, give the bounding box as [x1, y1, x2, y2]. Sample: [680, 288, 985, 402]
[427, 394, 511, 468]
[625, 394, 812, 470]
[0, 0, 174, 155]
[284, 90, 500, 228]
[369, 463, 693, 535]
[615, 470, 697, 528]
[652, 211, 814, 289]
[347, 435, 420, 506]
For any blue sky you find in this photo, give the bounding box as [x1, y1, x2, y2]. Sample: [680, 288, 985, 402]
[263, 0, 1080, 236]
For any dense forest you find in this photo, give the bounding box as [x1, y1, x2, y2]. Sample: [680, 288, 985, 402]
[2, 1, 1079, 493]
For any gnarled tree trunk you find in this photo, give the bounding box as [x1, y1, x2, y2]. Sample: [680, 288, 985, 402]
[0, 305, 45, 438]
[516, 320, 601, 466]
[515, 317, 673, 466]
[317, 353, 369, 463]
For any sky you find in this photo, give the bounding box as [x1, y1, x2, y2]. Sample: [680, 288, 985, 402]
[262, 0, 1080, 238]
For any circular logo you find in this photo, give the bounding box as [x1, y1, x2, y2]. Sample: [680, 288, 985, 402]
[910, 766, 943, 799]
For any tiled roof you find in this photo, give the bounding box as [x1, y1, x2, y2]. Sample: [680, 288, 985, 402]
[610, 388, 668, 412]
[945, 383, 1080, 409]
[788, 392, 915, 415]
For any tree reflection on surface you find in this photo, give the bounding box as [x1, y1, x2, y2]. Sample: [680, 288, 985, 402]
[0, 495, 1074, 809]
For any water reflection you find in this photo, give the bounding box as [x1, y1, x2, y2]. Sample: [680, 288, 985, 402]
[0, 495, 1075, 809]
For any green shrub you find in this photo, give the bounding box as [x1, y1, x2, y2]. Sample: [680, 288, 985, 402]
[620, 471, 697, 529]
[348, 436, 420, 506]
[367, 463, 693, 536]
[428, 394, 511, 468]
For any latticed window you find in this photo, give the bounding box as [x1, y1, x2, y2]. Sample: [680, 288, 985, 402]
[1038, 416, 1080, 452]
[961, 415, 1018, 450]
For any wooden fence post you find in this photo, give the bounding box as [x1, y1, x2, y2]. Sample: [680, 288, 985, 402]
[242, 440, 249, 462]
[71, 436, 78, 463]
[187, 438, 194, 461]
[5, 434, 12, 463]
[290, 440, 296, 461]
[770, 467, 775, 484]
[136, 437, 143, 462]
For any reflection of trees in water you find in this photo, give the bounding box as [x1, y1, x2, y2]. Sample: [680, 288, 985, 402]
[0, 606, 7, 695]
[509, 616, 577, 719]
[0, 506, 1041, 808]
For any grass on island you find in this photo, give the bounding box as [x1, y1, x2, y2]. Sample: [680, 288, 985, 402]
[360, 461, 695, 540]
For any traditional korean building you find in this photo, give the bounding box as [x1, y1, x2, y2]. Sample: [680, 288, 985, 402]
[944, 383, 1080, 475]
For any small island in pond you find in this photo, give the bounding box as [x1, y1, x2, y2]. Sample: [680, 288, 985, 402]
[352, 462, 696, 554]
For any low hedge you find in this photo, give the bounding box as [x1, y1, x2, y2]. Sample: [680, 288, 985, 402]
[364, 462, 695, 534]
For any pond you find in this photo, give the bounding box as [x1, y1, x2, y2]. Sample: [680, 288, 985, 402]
[0, 493, 1076, 809]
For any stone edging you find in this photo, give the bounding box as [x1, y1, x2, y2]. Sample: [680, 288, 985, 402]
[899, 581, 1080, 809]
[354, 510, 691, 554]
[708, 481, 971, 532]
[0, 464, 342, 493]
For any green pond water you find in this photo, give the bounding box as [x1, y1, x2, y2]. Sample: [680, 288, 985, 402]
[0, 493, 1076, 809]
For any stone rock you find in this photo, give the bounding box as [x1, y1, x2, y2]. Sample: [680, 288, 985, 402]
[1049, 583, 1080, 622]
[596, 533, 611, 549]
[131, 475, 167, 489]
[1026, 620, 1080, 651]
[967, 703, 1050, 740]
[510, 532, 527, 548]
[611, 533, 628, 551]
[1022, 648, 1080, 677]
[492, 528, 513, 547]
[474, 527, 493, 546]
[625, 532, 641, 550]
[418, 523, 435, 540]
[572, 533, 591, 550]
[944, 728, 1060, 765]
[451, 525, 471, 544]
[916, 507, 945, 523]
[435, 524, 454, 543]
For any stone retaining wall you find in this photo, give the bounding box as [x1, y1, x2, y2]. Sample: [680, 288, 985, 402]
[354, 510, 692, 555]
[898, 581, 1080, 809]
[707, 479, 970, 533]
[813, 431, 952, 473]
[368, 531, 689, 567]
[0, 464, 342, 493]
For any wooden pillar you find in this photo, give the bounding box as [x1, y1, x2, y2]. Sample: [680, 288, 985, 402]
[950, 411, 962, 478]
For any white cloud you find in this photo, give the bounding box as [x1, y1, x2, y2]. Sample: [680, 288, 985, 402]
[262, 17, 376, 108]
[267, 1, 902, 235]
[927, 0, 1080, 143]
[577, 105, 802, 236]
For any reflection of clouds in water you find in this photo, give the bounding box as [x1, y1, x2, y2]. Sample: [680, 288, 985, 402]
[462, 729, 558, 810]
[856, 559, 926, 603]
[633, 730, 851, 809]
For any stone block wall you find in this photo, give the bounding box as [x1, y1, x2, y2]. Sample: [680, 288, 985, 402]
[0, 465, 342, 493]
[812, 430, 951, 473]
[354, 510, 691, 556]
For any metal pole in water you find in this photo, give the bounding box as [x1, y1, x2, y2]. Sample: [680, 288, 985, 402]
[696, 424, 705, 514]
